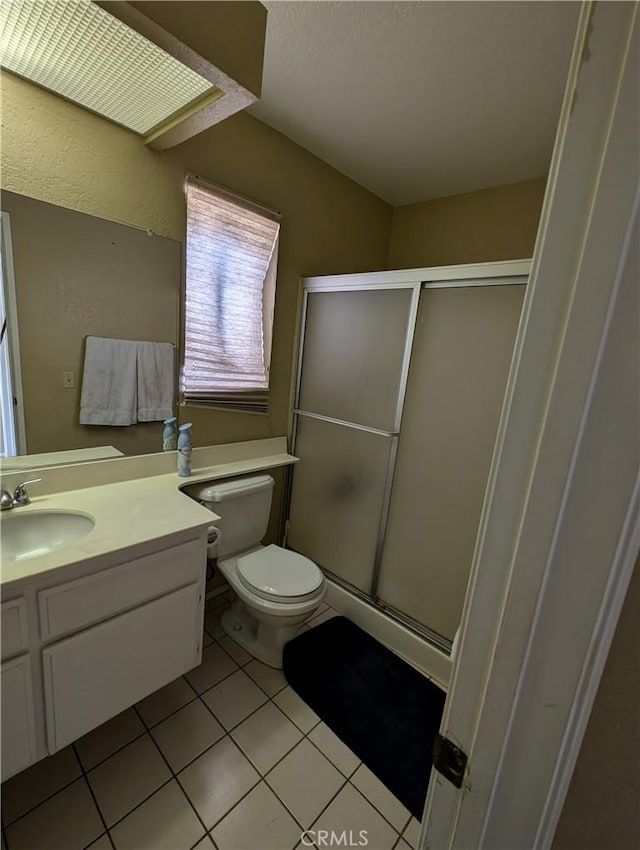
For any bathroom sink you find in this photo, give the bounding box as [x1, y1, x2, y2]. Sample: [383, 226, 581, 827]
[1, 511, 95, 563]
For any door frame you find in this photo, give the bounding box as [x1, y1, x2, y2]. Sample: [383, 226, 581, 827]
[0, 210, 27, 456]
[423, 3, 639, 848]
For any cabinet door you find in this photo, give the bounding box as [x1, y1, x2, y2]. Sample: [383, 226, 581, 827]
[1, 598, 29, 660]
[1, 655, 37, 781]
[43, 583, 201, 752]
[38, 537, 205, 641]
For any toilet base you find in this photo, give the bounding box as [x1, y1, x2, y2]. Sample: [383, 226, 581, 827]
[221, 599, 303, 669]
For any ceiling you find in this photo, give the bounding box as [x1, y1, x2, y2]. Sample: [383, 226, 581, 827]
[250, 1, 580, 206]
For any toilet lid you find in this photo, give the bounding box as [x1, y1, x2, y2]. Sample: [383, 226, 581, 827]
[237, 544, 323, 602]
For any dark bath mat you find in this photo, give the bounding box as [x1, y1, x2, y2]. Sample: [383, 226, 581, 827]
[282, 616, 446, 820]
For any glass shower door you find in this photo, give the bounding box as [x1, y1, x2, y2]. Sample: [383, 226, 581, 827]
[375, 284, 526, 646]
[287, 284, 420, 596]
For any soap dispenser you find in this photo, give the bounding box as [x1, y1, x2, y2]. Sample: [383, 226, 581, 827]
[162, 417, 178, 451]
[177, 422, 193, 477]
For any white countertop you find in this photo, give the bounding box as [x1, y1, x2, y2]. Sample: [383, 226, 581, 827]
[0, 445, 124, 471]
[0, 447, 298, 587]
[0, 475, 214, 586]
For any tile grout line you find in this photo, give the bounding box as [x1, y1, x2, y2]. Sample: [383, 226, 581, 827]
[189, 834, 218, 850]
[141, 690, 200, 732]
[183, 695, 307, 821]
[79, 694, 406, 850]
[196, 617, 409, 843]
[111, 682, 270, 810]
[195, 625, 289, 702]
[344, 778, 412, 838]
[2, 772, 84, 830]
[148, 685, 342, 843]
[74, 616, 320, 840]
[129, 703, 212, 850]
[195, 769, 261, 840]
[4, 756, 115, 850]
[292, 741, 407, 840]
[194, 700, 354, 843]
[254, 701, 406, 849]
[174, 710, 302, 847]
[6, 614, 242, 841]
[95, 773, 176, 837]
[258, 687, 410, 839]
[263, 770, 350, 849]
[10, 665, 226, 843]
[247, 699, 347, 837]
[80, 725, 149, 773]
[71, 742, 116, 850]
[6, 717, 405, 848]
[1, 719, 150, 832]
[6, 659, 385, 845]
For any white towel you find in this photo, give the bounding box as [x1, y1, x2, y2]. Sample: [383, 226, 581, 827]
[137, 341, 175, 421]
[79, 337, 138, 426]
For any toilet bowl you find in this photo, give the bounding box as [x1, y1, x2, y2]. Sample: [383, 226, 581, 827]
[217, 544, 325, 667]
[183, 475, 325, 668]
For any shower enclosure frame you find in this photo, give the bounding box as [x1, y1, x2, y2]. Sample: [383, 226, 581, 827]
[286, 259, 530, 653]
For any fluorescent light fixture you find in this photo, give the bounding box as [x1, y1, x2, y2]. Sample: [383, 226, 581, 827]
[0, 0, 219, 137]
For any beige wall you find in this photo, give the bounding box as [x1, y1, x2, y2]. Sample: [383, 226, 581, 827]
[0, 69, 547, 541]
[388, 177, 547, 269]
[0, 71, 392, 455]
[0, 73, 184, 240]
[553, 554, 640, 850]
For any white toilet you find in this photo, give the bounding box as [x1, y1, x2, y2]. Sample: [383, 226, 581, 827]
[185, 474, 325, 668]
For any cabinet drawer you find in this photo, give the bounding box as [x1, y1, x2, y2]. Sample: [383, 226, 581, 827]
[43, 583, 201, 753]
[1, 655, 37, 781]
[1, 598, 29, 660]
[39, 536, 205, 641]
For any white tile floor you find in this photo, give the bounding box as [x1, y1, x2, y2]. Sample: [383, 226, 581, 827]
[1, 595, 421, 850]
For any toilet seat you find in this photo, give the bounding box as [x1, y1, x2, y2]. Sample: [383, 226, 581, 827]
[237, 544, 323, 603]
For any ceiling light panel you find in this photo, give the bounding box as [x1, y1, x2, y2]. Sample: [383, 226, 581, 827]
[0, 0, 216, 136]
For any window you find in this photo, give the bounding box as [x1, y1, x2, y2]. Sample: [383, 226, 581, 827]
[182, 176, 281, 413]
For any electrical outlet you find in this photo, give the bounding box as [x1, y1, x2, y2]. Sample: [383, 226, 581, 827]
[63, 371, 75, 388]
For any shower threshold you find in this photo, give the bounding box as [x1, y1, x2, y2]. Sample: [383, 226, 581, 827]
[321, 568, 453, 656]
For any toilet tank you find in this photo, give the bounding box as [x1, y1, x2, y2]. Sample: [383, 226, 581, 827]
[184, 475, 274, 558]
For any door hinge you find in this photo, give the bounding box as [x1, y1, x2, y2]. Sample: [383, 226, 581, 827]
[432, 734, 468, 789]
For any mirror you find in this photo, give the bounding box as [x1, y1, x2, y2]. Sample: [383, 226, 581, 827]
[0, 190, 181, 462]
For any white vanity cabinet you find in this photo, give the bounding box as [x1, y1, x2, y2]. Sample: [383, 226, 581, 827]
[1, 656, 38, 781]
[43, 582, 201, 751]
[0, 531, 207, 778]
[1, 599, 37, 781]
[1, 597, 29, 656]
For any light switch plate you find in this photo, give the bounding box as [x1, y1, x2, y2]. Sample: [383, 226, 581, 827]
[63, 371, 75, 388]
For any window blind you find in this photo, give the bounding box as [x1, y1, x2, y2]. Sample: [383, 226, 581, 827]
[183, 177, 281, 412]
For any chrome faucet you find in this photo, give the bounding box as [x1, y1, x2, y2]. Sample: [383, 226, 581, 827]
[0, 478, 42, 510]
